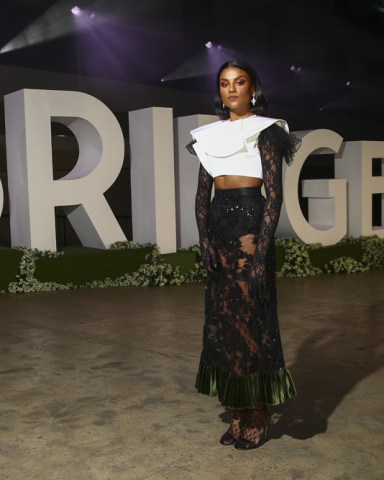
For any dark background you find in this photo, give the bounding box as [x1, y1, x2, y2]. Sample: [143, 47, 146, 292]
[1, 0, 384, 138]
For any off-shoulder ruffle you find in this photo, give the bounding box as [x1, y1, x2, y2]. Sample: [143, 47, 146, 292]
[189, 116, 289, 158]
[186, 138, 197, 155]
[258, 123, 301, 165]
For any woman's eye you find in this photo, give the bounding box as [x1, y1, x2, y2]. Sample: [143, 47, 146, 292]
[220, 82, 228, 88]
[236, 80, 245, 86]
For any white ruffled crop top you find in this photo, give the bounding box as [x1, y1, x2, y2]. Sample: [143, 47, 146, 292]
[190, 115, 288, 179]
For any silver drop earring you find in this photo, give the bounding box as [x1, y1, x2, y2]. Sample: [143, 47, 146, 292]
[222, 103, 225, 109]
[251, 95, 256, 106]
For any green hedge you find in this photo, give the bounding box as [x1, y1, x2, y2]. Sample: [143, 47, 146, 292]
[0, 249, 24, 291]
[308, 242, 363, 270]
[275, 245, 285, 271]
[0, 235, 383, 294]
[161, 251, 198, 273]
[35, 246, 153, 285]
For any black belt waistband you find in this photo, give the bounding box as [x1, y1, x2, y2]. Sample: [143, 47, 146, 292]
[214, 186, 262, 198]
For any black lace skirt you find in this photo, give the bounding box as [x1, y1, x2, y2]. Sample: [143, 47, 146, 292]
[195, 187, 296, 409]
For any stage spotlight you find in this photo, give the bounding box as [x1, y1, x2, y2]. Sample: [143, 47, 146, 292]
[71, 6, 81, 16]
[290, 65, 301, 72]
[0, 1, 101, 55]
[205, 41, 213, 49]
[346, 80, 351, 86]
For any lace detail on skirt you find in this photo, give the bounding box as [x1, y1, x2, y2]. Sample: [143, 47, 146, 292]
[195, 187, 296, 408]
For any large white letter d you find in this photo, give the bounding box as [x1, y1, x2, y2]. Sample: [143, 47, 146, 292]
[5, 89, 126, 251]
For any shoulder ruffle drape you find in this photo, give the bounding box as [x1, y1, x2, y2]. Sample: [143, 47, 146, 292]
[258, 123, 301, 166]
[188, 116, 300, 176]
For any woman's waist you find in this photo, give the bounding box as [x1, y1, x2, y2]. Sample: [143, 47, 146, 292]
[213, 185, 262, 198]
[214, 174, 262, 191]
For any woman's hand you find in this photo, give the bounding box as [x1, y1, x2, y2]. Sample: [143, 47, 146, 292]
[250, 260, 269, 303]
[200, 241, 219, 279]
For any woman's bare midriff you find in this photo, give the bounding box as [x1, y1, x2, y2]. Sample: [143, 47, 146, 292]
[214, 175, 263, 190]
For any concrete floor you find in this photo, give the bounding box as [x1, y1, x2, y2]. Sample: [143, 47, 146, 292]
[0, 271, 383, 480]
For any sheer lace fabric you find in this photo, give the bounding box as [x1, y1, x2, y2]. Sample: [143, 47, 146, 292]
[194, 124, 297, 408]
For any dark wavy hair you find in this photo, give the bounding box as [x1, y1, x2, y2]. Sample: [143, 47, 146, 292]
[214, 60, 268, 120]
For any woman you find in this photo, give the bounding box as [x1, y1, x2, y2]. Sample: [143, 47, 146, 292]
[188, 60, 298, 450]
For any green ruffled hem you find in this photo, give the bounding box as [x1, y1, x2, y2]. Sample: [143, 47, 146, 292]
[195, 360, 296, 409]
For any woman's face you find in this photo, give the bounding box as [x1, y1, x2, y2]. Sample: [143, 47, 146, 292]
[219, 67, 255, 118]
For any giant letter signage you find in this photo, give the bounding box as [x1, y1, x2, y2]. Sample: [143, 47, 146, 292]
[2, 93, 384, 252]
[336, 141, 384, 238]
[276, 129, 347, 245]
[4, 89, 126, 251]
[174, 114, 217, 249]
[129, 107, 177, 254]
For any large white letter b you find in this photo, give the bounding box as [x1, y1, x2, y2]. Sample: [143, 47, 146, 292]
[5, 89, 126, 251]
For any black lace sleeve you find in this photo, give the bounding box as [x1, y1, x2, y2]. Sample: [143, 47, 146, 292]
[195, 164, 218, 278]
[251, 124, 299, 298]
[261, 123, 301, 166]
[257, 126, 284, 254]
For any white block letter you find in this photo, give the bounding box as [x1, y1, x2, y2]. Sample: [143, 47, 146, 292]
[5, 89, 126, 251]
[336, 141, 384, 237]
[277, 129, 346, 245]
[129, 107, 177, 253]
[174, 114, 217, 249]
